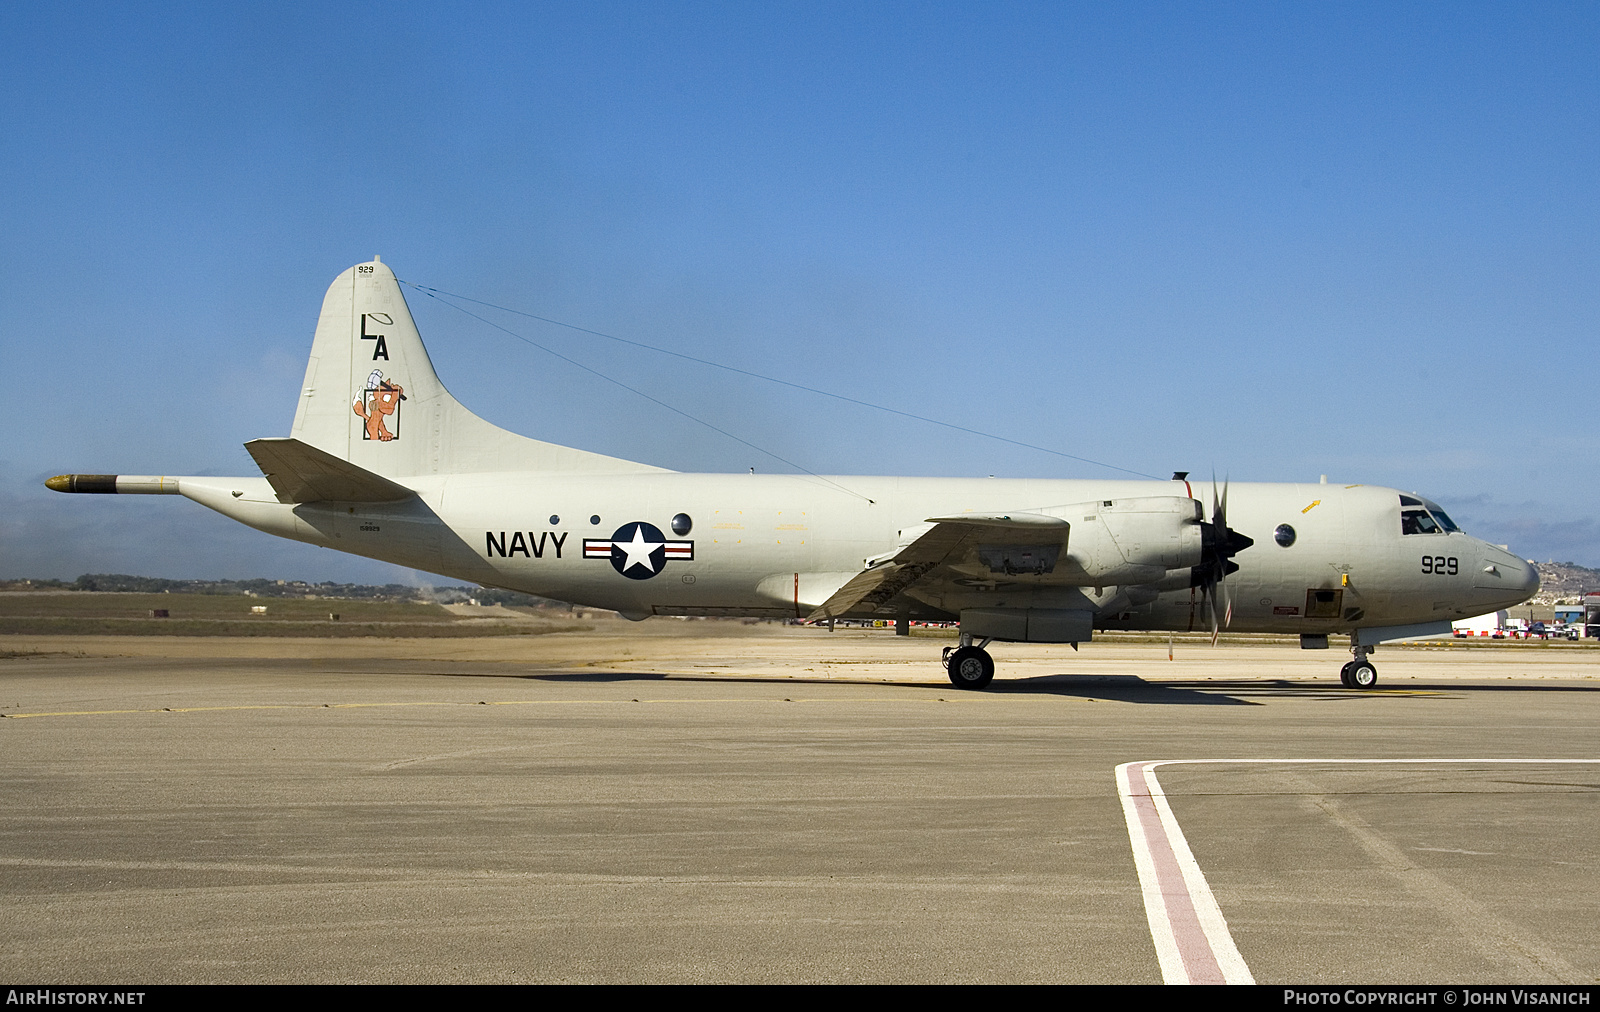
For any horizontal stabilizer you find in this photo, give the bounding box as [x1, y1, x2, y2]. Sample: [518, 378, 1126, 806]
[244, 438, 417, 504]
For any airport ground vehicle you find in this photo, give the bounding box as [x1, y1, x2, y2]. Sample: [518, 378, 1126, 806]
[1453, 611, 1507, 637]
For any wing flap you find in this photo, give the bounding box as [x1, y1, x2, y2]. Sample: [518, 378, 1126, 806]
[808, 512, 1072, 619]
[807, 560, 942, 619]
[244, 437, 417, 504]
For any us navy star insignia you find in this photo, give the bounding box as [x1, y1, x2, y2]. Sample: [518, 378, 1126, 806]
[583, 521, 694, 580]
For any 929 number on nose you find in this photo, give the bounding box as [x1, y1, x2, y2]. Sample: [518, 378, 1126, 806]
[1422, 556, 1458, 575]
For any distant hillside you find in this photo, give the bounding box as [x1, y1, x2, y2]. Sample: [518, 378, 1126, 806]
[8, 564, 1592, 607]
[1532, 562, 1600, 603]
[0, 574, 564, 608]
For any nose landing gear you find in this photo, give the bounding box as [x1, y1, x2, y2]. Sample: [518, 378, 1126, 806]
[943, 633, 994, 689]
[1340, 641, 1378, 688]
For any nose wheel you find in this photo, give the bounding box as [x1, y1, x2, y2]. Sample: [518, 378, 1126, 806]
[1340, 642, 1378, 688]
[943, 635, 995, 689]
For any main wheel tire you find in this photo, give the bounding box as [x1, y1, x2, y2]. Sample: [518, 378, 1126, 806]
[1348, 661, 1378, 689]
[1339, 661, 1355, 688]
[946, 646, 995, 689]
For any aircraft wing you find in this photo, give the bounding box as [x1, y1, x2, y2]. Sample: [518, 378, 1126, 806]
[808, 512, 1069, 620]
[244, 438, 417, 504]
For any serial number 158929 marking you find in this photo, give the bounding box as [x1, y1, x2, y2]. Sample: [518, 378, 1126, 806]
[1422, 556, 1458, 575]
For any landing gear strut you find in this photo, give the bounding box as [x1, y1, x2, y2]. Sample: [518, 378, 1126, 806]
[943, 633, 994, 690]
[1340, 641, 1378, 689]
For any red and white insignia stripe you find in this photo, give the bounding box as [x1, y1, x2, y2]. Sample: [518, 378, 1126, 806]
[582, 537, 693, 561]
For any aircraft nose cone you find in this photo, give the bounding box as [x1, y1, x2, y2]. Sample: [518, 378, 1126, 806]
[1502, 551, 1541, 596]
[1519, 557, 1542, 597]
[1477, 543, 1539, 605]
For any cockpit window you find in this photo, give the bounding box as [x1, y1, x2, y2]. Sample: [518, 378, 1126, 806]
[1400, 494, 1463, 535]
[1402, 509, 1443, 535]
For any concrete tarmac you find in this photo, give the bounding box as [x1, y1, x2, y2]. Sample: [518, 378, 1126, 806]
[2, 627, 1597, 984]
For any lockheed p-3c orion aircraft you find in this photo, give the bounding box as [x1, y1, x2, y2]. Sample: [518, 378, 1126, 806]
[47, 259, 1540, 689]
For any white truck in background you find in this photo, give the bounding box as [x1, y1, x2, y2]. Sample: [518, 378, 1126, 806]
[1453, 611, 1508, 637]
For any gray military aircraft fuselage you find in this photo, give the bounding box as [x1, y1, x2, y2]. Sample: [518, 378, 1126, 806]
[49, 259, 1539, 689]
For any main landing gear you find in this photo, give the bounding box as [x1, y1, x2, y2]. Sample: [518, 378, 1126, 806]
[1340, 641, 1378, 689]
[940, 633, 1383, 690]
[943, 633, 994, 689]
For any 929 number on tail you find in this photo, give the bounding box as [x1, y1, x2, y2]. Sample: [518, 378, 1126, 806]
[1422, 556, 1458, 575]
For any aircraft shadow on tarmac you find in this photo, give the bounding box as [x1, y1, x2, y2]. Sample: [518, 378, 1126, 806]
[503, 669, 1276, 705]
[959, 675, 1600, 703]
[426, 667, 1600, 705]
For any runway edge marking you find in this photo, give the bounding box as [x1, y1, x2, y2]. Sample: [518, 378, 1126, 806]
[1116, 758, 1600, 986]
[1116, 760, 1253, 985]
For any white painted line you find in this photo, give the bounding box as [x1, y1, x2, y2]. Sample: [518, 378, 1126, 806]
[1117, 761, 1253, 984]
[1116, 758, 1600, 985]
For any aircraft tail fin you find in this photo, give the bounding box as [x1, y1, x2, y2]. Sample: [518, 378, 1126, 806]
[289, 258, 666, 477]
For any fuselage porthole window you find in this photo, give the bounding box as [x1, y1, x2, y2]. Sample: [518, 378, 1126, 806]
[1274, 524, 1296, 548]
[671, 513, 693, 537]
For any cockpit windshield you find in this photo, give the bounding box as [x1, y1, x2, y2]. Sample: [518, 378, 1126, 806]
[1400, 494, 1463, 535]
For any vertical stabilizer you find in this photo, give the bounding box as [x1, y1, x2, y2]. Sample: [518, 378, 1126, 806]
[289, 259, 665, 477]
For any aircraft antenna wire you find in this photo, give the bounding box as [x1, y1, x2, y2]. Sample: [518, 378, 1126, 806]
[399, 280, 1160, 481]
[402, 283, 877, 504]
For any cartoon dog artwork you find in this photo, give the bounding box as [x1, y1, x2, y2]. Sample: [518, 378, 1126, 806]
[353, 369, 405, 441]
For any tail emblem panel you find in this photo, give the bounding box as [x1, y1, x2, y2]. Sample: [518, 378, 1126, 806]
[353, 369, 405, 441]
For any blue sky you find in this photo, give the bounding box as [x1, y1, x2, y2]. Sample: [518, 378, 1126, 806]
[2, 2, 1597, 582]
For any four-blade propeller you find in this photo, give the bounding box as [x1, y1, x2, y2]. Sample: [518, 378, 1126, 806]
[1192, 474, 1255, 645]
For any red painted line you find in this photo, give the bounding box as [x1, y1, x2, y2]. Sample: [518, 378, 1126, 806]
[1124, 762, 1226, 984]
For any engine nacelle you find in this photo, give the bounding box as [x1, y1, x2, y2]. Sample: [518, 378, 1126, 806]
[1058, 496, 1204, 586]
